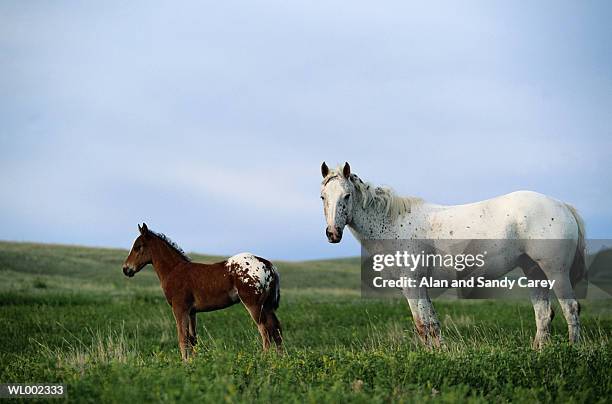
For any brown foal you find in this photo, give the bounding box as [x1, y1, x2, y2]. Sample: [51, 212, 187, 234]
[122, 223, 282, 361]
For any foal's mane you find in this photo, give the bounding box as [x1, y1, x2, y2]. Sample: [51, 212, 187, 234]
[322, 166, 422, 218]
[150, 230, 191, 262]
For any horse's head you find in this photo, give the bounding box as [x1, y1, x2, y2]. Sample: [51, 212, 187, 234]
[320, 161, 355, 243]
[122, 223, 153, 277]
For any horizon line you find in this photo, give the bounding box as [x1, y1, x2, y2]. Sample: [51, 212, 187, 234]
[0, 239, 360, 263]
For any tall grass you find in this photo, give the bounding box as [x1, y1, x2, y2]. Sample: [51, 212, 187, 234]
[32, 323, 142, 374]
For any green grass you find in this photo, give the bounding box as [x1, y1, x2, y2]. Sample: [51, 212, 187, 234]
[0, 241, 610, 403]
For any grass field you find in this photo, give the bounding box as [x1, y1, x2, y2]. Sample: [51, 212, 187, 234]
[0, 241, 611, 403]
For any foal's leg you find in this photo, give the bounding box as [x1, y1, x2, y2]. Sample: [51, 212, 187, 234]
[172, 304, 191, 361]
[245, 304, 271, 351]
[264, 310, 283, 351]
[188, 312, 198, 348]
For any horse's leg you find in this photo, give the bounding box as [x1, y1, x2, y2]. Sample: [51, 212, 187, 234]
[533, 257, 581, 344]
[172, 304, 191, 361]
[529, 287, 553, 348]
[405, 289, 442, 348]
[245, 304, 271, 351]
[264, 310, 283, 351]
[188, 311, 197, 349]
[552, 279, 581, 344]
[406, 299, 427, 345]
[520, 258, 554, 348]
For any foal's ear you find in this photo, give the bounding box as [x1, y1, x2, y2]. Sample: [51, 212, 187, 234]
[321, 162, 329, 178]
[342, 162, 351, 178]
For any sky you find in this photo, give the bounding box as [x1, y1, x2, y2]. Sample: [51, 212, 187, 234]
[1, 1, 611, 260]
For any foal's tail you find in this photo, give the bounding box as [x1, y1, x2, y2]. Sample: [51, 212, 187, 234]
[264, 268, 281, 311]
[566, 203, 587, 289]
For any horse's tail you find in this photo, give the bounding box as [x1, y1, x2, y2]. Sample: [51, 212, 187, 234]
[566, 203, 587, 289]
[264, 267, 281, 311]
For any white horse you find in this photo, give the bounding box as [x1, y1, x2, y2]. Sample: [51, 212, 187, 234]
[320, 162, 586, 348]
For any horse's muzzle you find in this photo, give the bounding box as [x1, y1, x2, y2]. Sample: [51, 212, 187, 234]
[123, 265, 135, 277]
[326, 227, 343, 243]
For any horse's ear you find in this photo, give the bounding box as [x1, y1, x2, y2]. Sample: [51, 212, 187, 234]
[138, 224, 142, 233]
[321, 162, 329, 178]
[342, 162, 351, 178]
[140, 223, 149, 235]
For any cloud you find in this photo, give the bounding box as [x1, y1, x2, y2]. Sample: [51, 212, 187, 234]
[0, 1, 611, 258]
[140, 162, 315, 214]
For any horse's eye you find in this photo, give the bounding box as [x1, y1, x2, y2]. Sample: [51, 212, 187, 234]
[343, 194, 350, 200]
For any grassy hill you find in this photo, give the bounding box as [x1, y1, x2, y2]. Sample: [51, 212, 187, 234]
[0, 241, 361, 302]
[0, 241, 611, 403]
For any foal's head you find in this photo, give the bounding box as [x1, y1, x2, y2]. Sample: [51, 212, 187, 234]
[320, 162, 356, 243]
[122, 223, 154, 277]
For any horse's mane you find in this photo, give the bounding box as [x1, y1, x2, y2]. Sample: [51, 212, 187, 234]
[150, 230, 191, 262]
[322, 166, 422, 218]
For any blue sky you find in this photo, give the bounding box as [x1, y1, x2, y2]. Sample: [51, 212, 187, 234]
[1, 1, 611, 260]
